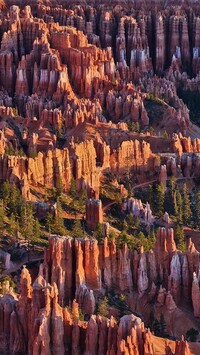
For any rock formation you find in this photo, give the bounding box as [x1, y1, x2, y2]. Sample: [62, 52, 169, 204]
[1, 227, 200, 354]
[0, 2, 199, 196]
[1, 1, 200, 353]
[122, 197, 154, 225]
[43, 229, 200, 323]
[86, 199, 103, 230]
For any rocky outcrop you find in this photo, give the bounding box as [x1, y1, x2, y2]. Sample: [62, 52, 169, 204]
[1, 226, 200, 354]
[0, 3, 200, 200]
[86, 199, 103, 230]
[122, 197, 154, 225]
[0, 277, 171, 355]
[1, 2, 200, 353]
[0, 134, 156, 198]
[0, 3, 196, 131]
[172, 133, 200, 155]
[43, 229, 200, 320]
[110, 139, 154, 174]
[0, 250, 11, 270]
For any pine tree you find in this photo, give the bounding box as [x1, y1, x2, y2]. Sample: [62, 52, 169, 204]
[182, 184, 191, 224]
[26, 204, 35, 241]
[159, 313, 167, 336]
[94, 223, 103, 243]
[8, 185, 20, 215]
[33, 218, 41, 241]
[116, 192, 123, 206]
[148, 308, 155, 329]
[8, 213, 17, 235]
[72, 219, 83, 238]
[98, 297, 109, 318]
[138, 231, 145, 239]
[147, 185, 153, 210]
[164, 178, 176, 215]
[186, 328, 199, 342]
[54, 199, 65, 235]
[174, 187, 183, 222]
[1, 181, 10, 206]
[46, 212, 54, 233]
[153, 182, 164, 217]
[69, 178, 78, 218]
[118, 231, 129, 249]
[148, 228, 156, 249]
[80, 188, 87, 200]
[152, 318, 161, 336]
[133, 216, 140, 229]
[127, 213, 134, 225]
[108, 230, 115, 241]
[19, 201, 34, 241]
[152, 313, 167, 337]
[56, 176, 63, 197]
[162, 130, 169, 139]
[69, 178, 77, 198]
[0, 199, 5, 231]
[122, 219, 128, 232]
[175, 225, 186, 251]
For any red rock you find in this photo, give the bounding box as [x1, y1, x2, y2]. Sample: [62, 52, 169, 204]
[175, 336, 192, 355]
[1, 2, 200, 353]
[2, 227, 200, 353]
[86, 199, 103, 230]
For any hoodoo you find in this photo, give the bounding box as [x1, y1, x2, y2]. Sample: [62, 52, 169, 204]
[1, 1, 200, 354]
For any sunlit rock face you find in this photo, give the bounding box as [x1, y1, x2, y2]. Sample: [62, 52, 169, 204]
[1, 230, 200, 354]
[0, 1, 200, 197]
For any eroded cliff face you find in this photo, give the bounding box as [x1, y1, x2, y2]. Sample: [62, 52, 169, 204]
[43, 230, 200, 324]
[0, 283, 158, 355]
[0, 3, 197, 125]
[0, 3, 199, 196]
[1, 2, 200, 353]
[1, 227, 200, 355]
[0, 133, 157, 198]
[1, 132, 200, 199]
